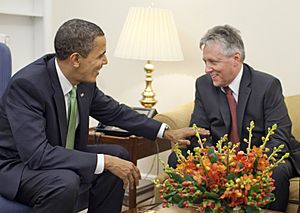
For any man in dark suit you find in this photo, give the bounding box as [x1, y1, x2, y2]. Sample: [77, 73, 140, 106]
[0, 19, 205, 213]
[168, 25, 300, 212]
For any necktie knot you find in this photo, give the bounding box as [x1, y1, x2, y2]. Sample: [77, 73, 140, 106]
[69, 87, 77, 99]
[224, 86, 233, 95]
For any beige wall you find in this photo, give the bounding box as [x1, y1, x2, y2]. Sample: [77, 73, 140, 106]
[2, 0, 299, 179]
[48, 0, 300, 176]
[50, 0, 300, 113]
[7, 0, 294, 176]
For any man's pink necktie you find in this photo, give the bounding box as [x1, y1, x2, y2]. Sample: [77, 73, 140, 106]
[224, 87, 239, 145]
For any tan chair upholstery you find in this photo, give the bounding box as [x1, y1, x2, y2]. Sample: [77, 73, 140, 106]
[154, 95, 300, 212]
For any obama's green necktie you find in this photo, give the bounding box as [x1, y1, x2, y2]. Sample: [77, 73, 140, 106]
[66, 86, 77, 149]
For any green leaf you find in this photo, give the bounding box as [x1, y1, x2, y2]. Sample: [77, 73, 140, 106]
[184, 174, 195, 182]
[224, 205, 234, 213]
[253, 157, 258, 173]
[164, 190, 177, 200]
[204, 191, 219, 199]
[251, 183, 260, 192]
[172, 194, 181, 203]
[193, 195, 203, 204]
[207, 147, 215, 155]
[237, 162, 243, 168]
[227, 173, 235, 180]
[169, 172, 183, 182]
[178, 199, 185, 208]
[210, 153, 219, 163]
[197, 185, 206, 192]
[245, 205, 261, 213]
[205, 208, 213, 213]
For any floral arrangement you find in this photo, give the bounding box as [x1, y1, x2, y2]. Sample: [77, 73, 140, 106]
[155, 121, 289, 212]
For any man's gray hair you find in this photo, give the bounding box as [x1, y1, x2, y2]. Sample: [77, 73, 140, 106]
[200, 25, 245, 62]
[54, 19, 104, 60]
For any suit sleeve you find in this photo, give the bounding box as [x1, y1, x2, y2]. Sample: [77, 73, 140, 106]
[5, 78, 96, 183]
[89, 87, 162, 141]
[189, 79, 213, 147]
[263, 78, 292, 156]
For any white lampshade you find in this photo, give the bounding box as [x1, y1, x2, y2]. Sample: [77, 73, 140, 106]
[114, 7, 184, 61]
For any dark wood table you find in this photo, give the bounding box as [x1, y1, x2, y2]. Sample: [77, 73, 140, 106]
[88, 128, 171, 210]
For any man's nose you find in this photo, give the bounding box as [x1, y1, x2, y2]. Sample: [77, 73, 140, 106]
[103, 55, 108, 65]
[205, 65, 213, 73]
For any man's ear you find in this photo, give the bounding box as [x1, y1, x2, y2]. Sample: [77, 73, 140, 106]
[233, 52, 241, 65]
[69, 53, 80, 68]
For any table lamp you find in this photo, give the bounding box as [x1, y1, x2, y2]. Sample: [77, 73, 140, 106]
[114, 7, 184, 108]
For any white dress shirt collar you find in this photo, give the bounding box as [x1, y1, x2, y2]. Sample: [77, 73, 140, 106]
[222, 65, 243, 102]
[229, 66, 243, 97]
[55, 58, 73, 96]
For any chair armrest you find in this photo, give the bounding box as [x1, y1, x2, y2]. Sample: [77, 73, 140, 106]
[285, 95, 300, 140]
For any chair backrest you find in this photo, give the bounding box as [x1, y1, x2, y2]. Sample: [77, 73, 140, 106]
[285, 94, 300, 141]
[153, 101, 194, 129]
[154, 95, 300, 141]
[0, 42, 12, 97]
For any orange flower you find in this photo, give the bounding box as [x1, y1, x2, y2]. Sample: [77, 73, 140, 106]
[157, 122, 289, 212]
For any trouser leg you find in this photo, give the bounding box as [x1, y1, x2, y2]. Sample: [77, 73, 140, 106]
[86, 144, 129, 213]
[15, 168, 80, 213]
[15, 144, 130, 213]
[266, 159, 294, 212]
[87, 170, 124, 213]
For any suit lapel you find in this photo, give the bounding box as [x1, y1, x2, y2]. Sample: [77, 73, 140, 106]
[47, 57, 68, 146]
[237, 64, 251, 138]
[218, 88, 231, 133]
[76, 86, 86, 129]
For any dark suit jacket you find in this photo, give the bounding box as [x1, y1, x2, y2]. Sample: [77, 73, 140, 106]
[190, 63, 300, 175]
[0, 54, 162, 199]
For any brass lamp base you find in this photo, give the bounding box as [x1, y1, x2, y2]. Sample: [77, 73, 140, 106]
[140, 60, 157, 108]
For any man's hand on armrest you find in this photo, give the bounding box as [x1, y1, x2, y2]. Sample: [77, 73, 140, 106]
[104, 155, 141, 190]
[163, 127, 210, 146]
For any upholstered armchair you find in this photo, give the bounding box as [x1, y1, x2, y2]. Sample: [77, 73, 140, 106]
[0, 42, 31, 212]
[0, 42, 12, 97]
[153, 95, 300, 213]
[0, 42, 90, 212]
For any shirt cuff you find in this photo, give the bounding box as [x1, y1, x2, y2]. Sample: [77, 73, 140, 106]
[157, 123, 168, 139]
[94, 154, 104, 174]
